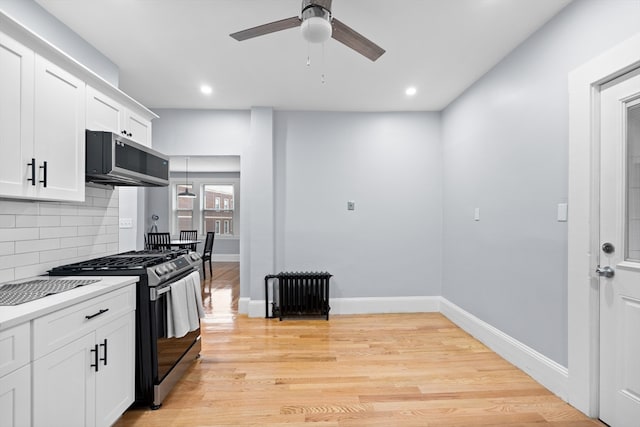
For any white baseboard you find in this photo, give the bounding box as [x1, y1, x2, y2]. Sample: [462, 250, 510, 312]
[439, 298, 568, 400]
[247, 296, 441, 318]
[213, 254, 239, 262]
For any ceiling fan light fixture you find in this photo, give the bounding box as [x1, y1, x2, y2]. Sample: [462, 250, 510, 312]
[301, 16, 332, 43]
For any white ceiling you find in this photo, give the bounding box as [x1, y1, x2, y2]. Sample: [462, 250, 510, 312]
[35, 0, 572, 112]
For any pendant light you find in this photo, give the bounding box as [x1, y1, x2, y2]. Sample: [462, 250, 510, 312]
[177, 157, 196, 198]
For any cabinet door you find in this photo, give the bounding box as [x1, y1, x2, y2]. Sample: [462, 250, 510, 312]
[0, 364, 31, 427]
[33, 55, 86, 202]
[86, 85, 124, 134]
[124, 109, 152, 146]
[0, 32, 35, 199]
[33, 333, 96, 427]
[95, 312, 135, 427]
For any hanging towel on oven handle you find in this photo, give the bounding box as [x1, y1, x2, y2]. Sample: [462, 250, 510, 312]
[166, 270, 204, 338]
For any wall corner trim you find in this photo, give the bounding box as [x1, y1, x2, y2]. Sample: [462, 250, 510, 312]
[238, 297, 250, 314]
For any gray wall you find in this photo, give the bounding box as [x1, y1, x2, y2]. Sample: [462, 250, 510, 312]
[149, 109, 250, 258]
[441, 0, 640, 367]
[0, 0, 118, 85]
[151, 109, 250, 156]
[274, 111, 442, 298]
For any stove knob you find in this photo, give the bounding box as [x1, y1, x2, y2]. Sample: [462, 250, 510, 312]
[155, 266, 164, 275]
[167, 263, 176, 271]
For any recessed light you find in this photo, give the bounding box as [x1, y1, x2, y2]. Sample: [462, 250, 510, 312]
[200, 85, 213, 95]
[405, 86, 417, 96]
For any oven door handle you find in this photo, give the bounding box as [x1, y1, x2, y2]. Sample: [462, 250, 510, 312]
[149, 269, 199, 301]
[150, 283, 172, 301]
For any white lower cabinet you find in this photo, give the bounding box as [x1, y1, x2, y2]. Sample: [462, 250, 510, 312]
[0, 364, 31, 427]
[0, 322, 31, 427]
[33, 312, 134, 427]
[33, 333, 96, 427]
[31, 285, 136, 427]
[95, 312, 135, 427]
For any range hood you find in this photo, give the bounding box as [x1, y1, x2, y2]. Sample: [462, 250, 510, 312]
[85, 130, 169, 188]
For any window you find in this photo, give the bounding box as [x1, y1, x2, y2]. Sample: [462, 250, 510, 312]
[204, 185, 234, 235]
[171, 177, 238, 237]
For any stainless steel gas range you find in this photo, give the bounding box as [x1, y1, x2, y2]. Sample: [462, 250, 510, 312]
[49, 249, 202, 409]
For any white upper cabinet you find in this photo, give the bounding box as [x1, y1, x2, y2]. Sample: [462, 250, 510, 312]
[123, 108, 152, 146]
[0, 10, 158, 201]
[87, 85, 153, 147]
[0, 32, 35, 199]
[0, 33, 85, 202]
[86, 85, 125, 135]
[33, 55, 86, 202]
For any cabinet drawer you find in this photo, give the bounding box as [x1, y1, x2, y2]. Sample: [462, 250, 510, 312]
[0, 322, 30, 377]
[33, 285, 135, 360]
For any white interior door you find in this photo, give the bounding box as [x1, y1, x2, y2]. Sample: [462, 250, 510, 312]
[599, 69, 640, 426]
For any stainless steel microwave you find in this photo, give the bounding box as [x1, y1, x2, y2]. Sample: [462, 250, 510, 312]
[85, 130, 169, 187]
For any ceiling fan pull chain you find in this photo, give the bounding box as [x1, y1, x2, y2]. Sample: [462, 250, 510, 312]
[307, 42, 311, 66]
[321, 42, 326, 84]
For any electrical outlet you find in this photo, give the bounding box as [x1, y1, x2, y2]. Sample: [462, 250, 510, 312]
[347, 201, 355, 211]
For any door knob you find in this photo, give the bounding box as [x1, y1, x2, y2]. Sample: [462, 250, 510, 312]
[596, 265, 615, 278]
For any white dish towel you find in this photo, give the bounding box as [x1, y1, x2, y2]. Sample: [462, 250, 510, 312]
[166, 271, 204, 338]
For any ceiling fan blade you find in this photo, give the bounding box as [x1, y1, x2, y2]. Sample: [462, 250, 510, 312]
[331, 18, 385, 62]
[230, 16, 302, 41]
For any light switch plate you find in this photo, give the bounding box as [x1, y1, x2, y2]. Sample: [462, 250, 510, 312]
[474, 208, 480, 221]
[347, 201, 355, 211]
[557, 203, 568, 222]
[119, 218, 133, 228]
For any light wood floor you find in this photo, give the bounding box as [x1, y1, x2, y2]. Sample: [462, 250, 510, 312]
[114, 262, 603, 426]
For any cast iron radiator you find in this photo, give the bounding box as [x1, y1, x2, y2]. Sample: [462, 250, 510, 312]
[264, 272, 332, 320]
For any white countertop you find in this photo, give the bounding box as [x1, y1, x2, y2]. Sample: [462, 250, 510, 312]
[0, 276, 138, 331]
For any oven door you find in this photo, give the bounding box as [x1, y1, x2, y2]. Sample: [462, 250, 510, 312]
[151, 279, 201, 384]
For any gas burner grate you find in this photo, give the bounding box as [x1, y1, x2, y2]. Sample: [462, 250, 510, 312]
[0, 279, 100, 306]
[48, 250, 189, 273]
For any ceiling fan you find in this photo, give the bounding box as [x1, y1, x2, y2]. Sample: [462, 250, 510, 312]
[229, 0, 385, 62]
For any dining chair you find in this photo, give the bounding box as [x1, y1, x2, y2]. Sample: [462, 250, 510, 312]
[179, 230, 198, 251]
[201, 231, 215, 279]
[147, 232, 171, 251]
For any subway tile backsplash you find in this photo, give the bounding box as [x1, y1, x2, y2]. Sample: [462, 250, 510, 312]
[0, 186, 119, 283]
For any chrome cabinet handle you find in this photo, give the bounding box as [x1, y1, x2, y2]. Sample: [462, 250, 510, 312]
[596, 266, 615, 278]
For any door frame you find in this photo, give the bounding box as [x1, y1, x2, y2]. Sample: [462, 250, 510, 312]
[568, 33, 640, 417]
